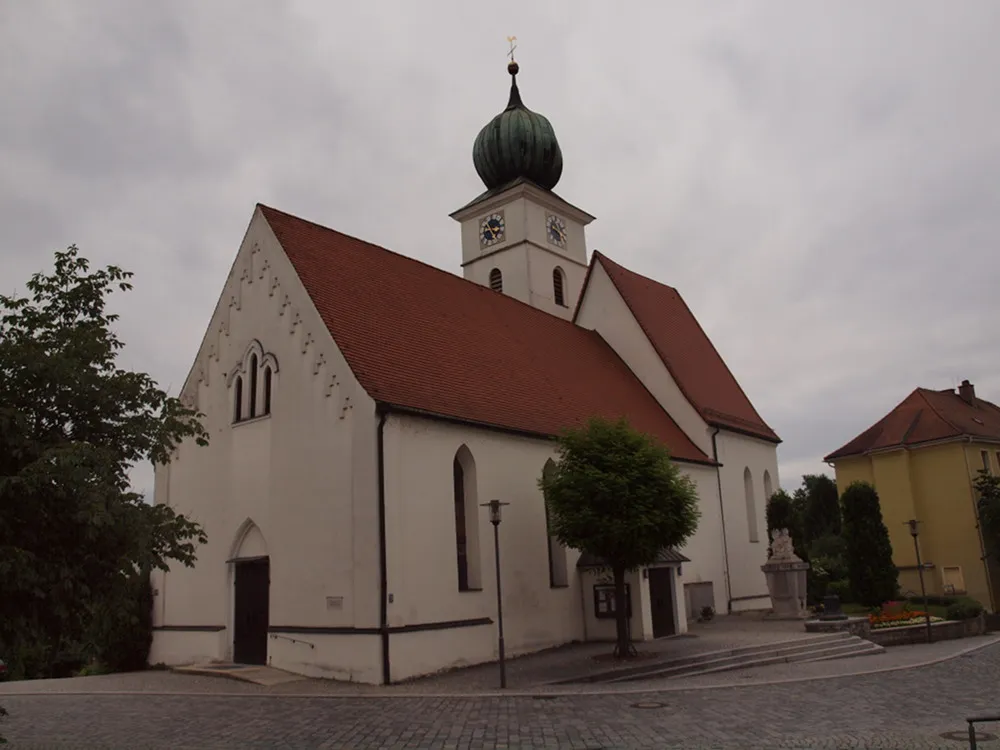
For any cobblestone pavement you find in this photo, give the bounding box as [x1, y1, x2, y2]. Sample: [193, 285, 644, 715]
[3, 644, 1000, 748]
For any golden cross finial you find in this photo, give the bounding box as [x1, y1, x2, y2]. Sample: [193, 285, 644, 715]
[506, 36, 517, 63]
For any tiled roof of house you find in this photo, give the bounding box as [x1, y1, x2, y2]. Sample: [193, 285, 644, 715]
[825, 386, 1000, 461]
[586, 252, 780, 443]
[259, 204, 712, 465]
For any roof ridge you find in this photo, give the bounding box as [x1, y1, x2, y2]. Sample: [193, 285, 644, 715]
[915, 387, 965, 435]
[258, 202, 591, 333]
[597, 253, 775, 436]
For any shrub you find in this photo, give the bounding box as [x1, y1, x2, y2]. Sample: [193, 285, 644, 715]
[827, 579, 852, 601]
[945, 598, 984, 621]
[88, 571, 154, 673]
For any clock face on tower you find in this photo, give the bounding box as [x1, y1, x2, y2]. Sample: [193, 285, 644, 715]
[480, 212, 506, 247]
[546, 214, 568, 248]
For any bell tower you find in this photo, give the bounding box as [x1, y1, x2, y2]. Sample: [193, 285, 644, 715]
[450, 58, 594, 319]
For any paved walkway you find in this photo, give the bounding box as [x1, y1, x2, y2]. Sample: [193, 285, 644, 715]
[2, 638, 999, 747]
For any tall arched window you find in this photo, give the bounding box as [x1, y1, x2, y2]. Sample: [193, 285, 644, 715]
[744, 467, 759, 543]
[453, 446, 482, 590]
[263, 366, 273, 415]
[233, 376, 244, 423]
[248, 354, 258, 418]
[763, 470, 773, 503]
[543, 459, 569, 587]
[489, 268, 503, 293]
[553, 268, 566, 307]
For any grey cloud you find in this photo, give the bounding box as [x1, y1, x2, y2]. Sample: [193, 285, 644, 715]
[2, 0, 999, 496]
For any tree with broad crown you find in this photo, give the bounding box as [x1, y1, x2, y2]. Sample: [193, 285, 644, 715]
[539, 416, 700, 659]
[802, 474, 841, 544]
[0, 246, 209, 681]
[840, 481, 898, 607]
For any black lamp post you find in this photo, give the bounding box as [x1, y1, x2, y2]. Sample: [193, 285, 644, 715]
[482, 499, 509, 688]
[906, 519, 933, 644]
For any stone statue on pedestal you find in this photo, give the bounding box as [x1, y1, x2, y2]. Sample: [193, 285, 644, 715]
[761, 528, 810, 619]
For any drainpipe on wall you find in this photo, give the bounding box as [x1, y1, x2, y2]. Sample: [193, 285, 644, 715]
[711, 428, 733, 614]
[963, 435, 996, 613]
[376, 407, 391, 684]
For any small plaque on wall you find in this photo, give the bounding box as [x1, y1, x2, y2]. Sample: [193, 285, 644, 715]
[593, 583, 632, 619]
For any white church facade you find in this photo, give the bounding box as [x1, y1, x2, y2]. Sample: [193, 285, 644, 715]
[150, 62, 781, 684]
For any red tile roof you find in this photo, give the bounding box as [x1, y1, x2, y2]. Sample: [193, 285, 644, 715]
[584, 252, 780, 443]
[259, 205, 712, 465]
[825, 386, 1000, 461]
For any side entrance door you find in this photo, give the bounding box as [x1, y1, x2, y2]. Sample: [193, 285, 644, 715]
[647, 567, 676, 638]
[233, 557, 270, 665]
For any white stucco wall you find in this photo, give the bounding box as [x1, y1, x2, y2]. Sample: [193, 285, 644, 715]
[716, 430, 781, 609]
[381, 414, 584, 681]
[675, 463, 729, 616]
[150, 207, 382, 683]
[573, 262, 712, 457]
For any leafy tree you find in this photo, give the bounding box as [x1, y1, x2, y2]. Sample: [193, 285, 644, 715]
[974, 470, 1000, 563]
[0, 247, 209, 679]
[540, 416, 700, 658]
[840, 481, 898, 607]
[802, 474, 841, 544]
[765, 489, 807, 560]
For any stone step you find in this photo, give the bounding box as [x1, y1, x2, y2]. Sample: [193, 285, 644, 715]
[607, 635, 883, 683]
[555, 632, 854, 684]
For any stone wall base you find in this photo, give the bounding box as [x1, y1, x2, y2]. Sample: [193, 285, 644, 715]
[867, 614, 986, 647]
[804, 616, 871, 638]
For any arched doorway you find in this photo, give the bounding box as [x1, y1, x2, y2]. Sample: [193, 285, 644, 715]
[229, 519, 270, 665]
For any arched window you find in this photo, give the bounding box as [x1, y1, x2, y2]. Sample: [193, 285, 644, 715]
[763, 470, 773, 503]
[453, 446, 482, 590]
[248, 354, 258, 418]
[263, 366, 273, 415]
[553, 268, 566, 307]
[233, 376, 244, 423]
[744, 467, 759, 543]
[543, 459, 569, 587]
[489, 268, 503, 293]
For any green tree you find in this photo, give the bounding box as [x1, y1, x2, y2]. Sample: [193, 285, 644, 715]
[765, 489, 807, 560]
[539, 416, 700, 658]
[0, 246, 209, 679]
[802, 474, 841, 544]
[974, 470, 1000, 562]
[840, 481, 898, 607]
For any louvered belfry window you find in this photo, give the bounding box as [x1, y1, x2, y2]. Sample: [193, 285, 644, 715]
[489, 268, 503, 293]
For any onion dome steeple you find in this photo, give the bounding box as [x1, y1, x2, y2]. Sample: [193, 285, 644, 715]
[472, 61, 564, 191]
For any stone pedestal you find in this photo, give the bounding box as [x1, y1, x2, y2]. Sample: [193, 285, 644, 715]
[761, 528, 810, 620]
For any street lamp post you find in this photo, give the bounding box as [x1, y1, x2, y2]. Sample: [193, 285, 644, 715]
[482, 499, 509, 689]
[906, 519, 933, 644]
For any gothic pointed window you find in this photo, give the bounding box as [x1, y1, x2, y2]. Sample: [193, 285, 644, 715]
[543, 459, 569, 587]
[489, 268, 503, 293]
[233, 376, 243, 423]
[453, 446, 482, 591]
[248, 354, 258, 418]
[553, 267, 566, 307]
[744, 467, 759, 542]
[263, 366, 273, 415]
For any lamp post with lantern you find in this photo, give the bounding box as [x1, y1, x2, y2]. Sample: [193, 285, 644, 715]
[482, 499, 510, 688]
[906, 519, 933, 644]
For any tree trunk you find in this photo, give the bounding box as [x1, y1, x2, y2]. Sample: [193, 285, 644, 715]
[612, 565, 634, 659]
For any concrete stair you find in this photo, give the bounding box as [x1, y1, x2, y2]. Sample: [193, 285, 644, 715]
[557, 633, 884, 684]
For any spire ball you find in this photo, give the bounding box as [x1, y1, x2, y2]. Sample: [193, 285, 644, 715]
[507, 60, 519, 76]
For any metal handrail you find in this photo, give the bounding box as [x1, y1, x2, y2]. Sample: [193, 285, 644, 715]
[268, 633, 315, 649]
[967, 714, 1000, 749]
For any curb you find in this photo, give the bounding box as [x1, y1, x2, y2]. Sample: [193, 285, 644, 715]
[2, 635, 997, 700]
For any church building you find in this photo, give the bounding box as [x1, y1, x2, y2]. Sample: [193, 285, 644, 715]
[150, 61, 782, 684]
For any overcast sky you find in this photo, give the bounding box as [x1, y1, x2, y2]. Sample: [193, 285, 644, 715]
[3, 1, 999, 495]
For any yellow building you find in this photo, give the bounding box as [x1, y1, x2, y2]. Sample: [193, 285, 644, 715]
[825, 380, 1000, 612]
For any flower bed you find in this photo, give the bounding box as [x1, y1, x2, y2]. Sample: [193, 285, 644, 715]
[869, 611, 945, 630]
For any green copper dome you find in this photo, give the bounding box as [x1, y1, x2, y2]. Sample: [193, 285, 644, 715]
[472, 62, 563, 191]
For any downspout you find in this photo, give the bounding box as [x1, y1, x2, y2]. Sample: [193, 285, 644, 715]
[376, 407, 391, 684]
[711, 428, 733, 613]
[963, 436, 996, 612]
